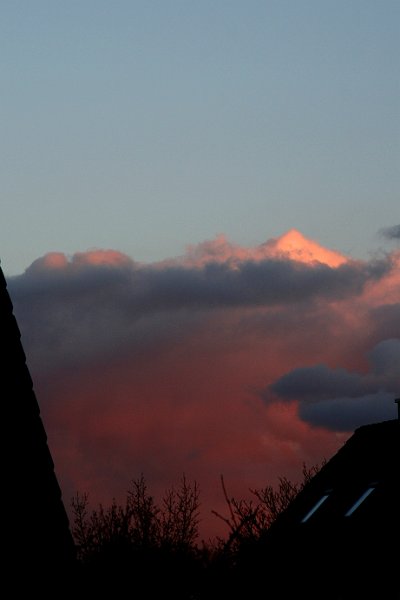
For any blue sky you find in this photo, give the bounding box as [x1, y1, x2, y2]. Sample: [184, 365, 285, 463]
[2, 0, 399, 275]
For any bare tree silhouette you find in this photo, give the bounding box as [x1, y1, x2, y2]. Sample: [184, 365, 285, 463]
[70, 465, 322, 598]
[212, 462, 322, 553]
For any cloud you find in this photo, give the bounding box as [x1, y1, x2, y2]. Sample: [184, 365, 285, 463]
[370, 303, 400, 341]
[8, 237, 391, 373]
[181, 229, 347, 268]
[268, 364, 372, 402]
[380, 224, 400, 241]
[266, 339, 400, 431]
[5, 231, 400, 538]
[298, 392, 395, 432]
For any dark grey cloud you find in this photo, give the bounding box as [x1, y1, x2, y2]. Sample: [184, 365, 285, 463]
[298, 392, 396, 431]
[265, 339, 400, 431]
[380, 224, 400, 241]
[269, 364, 372, 402]
[12, 251, 392, 311]
[7, 251, 392, 373]
[369, 303, 400, 342]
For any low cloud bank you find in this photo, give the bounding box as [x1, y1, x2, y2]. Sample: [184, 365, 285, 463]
[6, 230, 400, 537]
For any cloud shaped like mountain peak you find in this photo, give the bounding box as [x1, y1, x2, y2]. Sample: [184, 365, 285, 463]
[265, 229, 347, 267]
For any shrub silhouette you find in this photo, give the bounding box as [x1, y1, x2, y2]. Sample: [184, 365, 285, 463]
[212, 462, 321, 553]
[71, 465, 321, 598]
[71, 474, 203, 597]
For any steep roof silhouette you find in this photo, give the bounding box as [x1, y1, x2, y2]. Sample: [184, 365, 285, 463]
[1, 264, 75, 579]
[271, 418, 399, 528]
[260, 417, 400, 599]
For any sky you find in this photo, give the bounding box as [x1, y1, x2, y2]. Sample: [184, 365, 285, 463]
[1, 0, 399, 275]
[2, 1, 399, 539]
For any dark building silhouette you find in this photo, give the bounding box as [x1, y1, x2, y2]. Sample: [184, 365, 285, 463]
[1, 264, 75, 583]
[257, 416, 400, 599]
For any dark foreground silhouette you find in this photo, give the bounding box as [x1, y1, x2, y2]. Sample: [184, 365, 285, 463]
[69, 469, 315, 599]
[1, 265, 75, 591]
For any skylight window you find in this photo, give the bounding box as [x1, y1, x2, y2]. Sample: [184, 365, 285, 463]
[345, 486, 375, 517]
[301, 493, 330, 523]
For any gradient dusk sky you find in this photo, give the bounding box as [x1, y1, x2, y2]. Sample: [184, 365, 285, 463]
[2, 2, 400, 539]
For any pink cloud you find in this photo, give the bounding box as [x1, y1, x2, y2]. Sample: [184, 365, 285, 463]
[8, 230, 399, 539]
[179, 228, 347, 269]
[26, 248, 134, 275]
[27, 252, 69, 272]
[72, 249, 133, 268]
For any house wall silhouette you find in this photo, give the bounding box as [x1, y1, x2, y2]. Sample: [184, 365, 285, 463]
[1, 264, 75, 580]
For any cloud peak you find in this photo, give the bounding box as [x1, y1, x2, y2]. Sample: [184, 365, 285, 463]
[265, 229, 347, 267]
